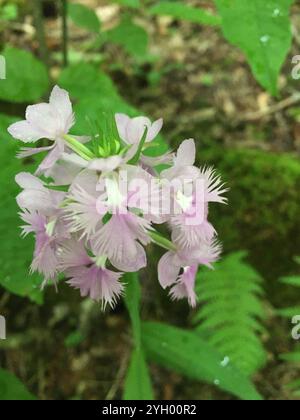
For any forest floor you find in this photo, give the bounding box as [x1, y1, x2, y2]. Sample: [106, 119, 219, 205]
[1, 0, 300, 400]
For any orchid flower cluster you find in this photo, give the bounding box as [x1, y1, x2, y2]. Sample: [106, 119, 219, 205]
[8, 86, 227, 309]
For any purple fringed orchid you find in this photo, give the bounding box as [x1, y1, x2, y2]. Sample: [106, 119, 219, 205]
[8, 86, 227, 309]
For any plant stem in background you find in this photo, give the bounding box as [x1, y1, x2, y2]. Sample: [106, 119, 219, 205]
[61, 0, 68, 67]
[32, 0, 49, 67]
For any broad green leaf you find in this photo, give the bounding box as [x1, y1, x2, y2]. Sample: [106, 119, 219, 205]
[149, 1, 221, 26]
[142, 322, 263, 400]
[124, 273, 141, 347]
[0, 47, 49, 102]
[68, 3, 100, 33]
[123, 348, 154, 400]
[0, 114, 43, 303]
[0, 368, 36, 400]
[214, 0, 293, 95]
[105, 18, 148, 60]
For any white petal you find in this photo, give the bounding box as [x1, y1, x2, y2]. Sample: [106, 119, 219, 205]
[26, 103, 59, 140]
[175, 139, 196, 167]
[147, 118, 163, 142]
[8, 121, 46, 143]
[126, 116, 151, 144]
[158, 251, 181, 289]
[49, 85, 74, 133]
[115, 113, 130, 143]
[15, 172, 44, 189]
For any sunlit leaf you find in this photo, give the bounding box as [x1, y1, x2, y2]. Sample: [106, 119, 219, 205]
[214, 0, 293, 95]
[0, 47, 49, 103]
[143, 322, 262, 400]
[68, 3, 100, 33]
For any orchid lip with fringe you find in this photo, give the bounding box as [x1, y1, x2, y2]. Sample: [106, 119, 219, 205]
[8, 85, 227, 309]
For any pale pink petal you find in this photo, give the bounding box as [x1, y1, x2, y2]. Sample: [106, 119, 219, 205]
[67, 265, 124, 308]
[199, 166, 228, 204]
[61, 152, 88, 168]
[58, 240, 91, 271]
[49, 85, 74, 133]
[8, 120, 47, 143]
[126, 117, 151, 144]
[115, 113, 130, 143]
[87, 156, 123, 172]
[19, 210, 46, 236]
[44, 159, 82, 185]
[31, 232, 58, 282]
[158, 251, 181, 289]
[26, 103, 60, 140]
[169, 265, 198, 307]
[175, 139, 196, 167]
[15, 172, 44, 189]
[147, 118, 163, 142]
[17, 145, 54, 159]
[92, 213, 151, 271]
[36, 143, 64, 175]
[65, 186, 104, 238]
[110, 242, 147, 272]
[141, 151, 173, 167]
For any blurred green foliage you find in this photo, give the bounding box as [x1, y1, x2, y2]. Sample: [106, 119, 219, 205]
[0, 368, 36, 400]
[200, 147, 300, 279]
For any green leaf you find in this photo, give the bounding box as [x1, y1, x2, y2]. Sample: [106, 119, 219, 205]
[105, 18, 148, 60]
[0, 114, 43, 304]
[0, 368, 36, 400]
[123, 348, 154, 400]
[214, 0, 293, 95]
[0, 4, 18, 21]
[194, 252, 267, 376]
[68, 3, 100, 33]
[142, 322, 262, 400]
[0, 47, 49, 103]
[149, 1, 221, 26]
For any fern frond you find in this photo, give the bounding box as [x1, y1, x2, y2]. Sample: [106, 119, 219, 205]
[194, 251, 267, 376]
[279, 269, 300, 396]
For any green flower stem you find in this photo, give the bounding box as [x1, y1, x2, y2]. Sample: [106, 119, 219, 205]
[128, 127, 148, 165]
[63, 134, 95, 160]
[149, 231, 177, 252]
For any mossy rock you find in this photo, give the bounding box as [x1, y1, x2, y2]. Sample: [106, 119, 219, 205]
[198, 147, 300, 287]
